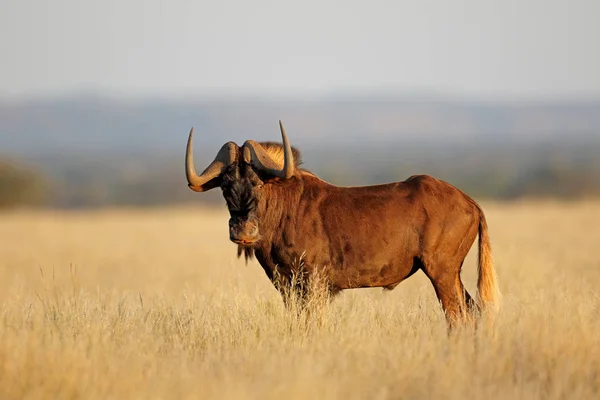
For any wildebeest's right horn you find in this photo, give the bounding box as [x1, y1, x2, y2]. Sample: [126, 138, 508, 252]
[242, 120, 295, 179]
[186, 128, 238, 192]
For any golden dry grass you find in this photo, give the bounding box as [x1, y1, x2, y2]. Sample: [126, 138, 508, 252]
[0, 201, 599, 399]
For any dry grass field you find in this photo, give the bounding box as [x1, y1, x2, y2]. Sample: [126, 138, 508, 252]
[0, 201, 599, 399]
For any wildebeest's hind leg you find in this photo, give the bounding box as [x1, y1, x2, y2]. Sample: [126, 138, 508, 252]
[456, 261, 479, 316]
[461, 284, 479, 317]
[421, 261, 470, 329]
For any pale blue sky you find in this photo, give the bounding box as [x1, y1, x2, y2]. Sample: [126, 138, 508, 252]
[2, 0, 599, 99]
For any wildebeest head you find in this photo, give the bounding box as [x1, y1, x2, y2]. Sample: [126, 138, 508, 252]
[185, 121, 301, 247]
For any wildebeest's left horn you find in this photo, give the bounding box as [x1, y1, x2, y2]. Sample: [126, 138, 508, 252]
[243, 120, 295, 179]
[279, 120, 295, 179]
[186, 128, 238, 192]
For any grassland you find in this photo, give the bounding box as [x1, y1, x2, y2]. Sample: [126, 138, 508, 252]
[0, 201, 599, 399]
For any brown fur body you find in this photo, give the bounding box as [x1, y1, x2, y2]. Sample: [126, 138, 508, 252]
[244, 165, 500, 324]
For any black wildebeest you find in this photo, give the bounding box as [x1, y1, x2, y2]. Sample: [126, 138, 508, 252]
[185, 121, 501, 325]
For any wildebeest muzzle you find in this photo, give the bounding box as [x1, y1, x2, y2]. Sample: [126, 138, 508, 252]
[229, 217, 259, 245]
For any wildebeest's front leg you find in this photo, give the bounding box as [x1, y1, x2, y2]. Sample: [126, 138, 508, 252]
[254, 250, 308, 313]
[272, 268, 310, 315]
[278, 285, 310, 316]
[273, 262, 336, 321]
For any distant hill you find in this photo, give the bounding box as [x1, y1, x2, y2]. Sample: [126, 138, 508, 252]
[1, 94, 599, 157]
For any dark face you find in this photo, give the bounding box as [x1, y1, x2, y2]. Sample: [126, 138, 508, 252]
[221, 163, 265, 246]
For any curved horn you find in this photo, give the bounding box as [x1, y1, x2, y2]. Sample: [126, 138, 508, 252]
[186, 128, 237, 192]
[242, 120, 295, 179]
[279, 120, 294, 179]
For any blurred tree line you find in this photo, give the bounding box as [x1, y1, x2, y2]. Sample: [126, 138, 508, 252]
[1, 140, 599, 209]
[0, 160, 46, 208]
